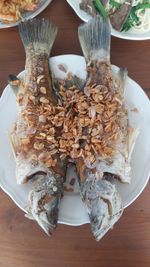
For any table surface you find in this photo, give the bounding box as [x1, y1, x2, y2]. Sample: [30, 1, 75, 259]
[0, 1, 150, 267]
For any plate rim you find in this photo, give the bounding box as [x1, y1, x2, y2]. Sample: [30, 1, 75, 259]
[0, 54, 150, 226]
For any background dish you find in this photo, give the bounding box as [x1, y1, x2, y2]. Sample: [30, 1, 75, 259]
[0, 54, 150, 226]
[66, 0, 150, 40]
[0, 0, 53, 29]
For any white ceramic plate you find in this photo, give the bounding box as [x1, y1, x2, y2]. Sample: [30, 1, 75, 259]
[66, 0, 150, 40]
[0, 54, 150, 226]
[0, 0, 53, 29]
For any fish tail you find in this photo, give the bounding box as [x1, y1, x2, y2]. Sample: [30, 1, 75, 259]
[19, 18, 58, 55]
[78, 16, 111, 61]
[118, 67, 128, 89]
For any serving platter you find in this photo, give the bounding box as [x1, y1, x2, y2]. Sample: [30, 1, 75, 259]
[0, 54, 150, 226]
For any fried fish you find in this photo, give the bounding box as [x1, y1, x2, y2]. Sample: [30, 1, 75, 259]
[77, 16, 138, 241]
[9, 18, 66, 235]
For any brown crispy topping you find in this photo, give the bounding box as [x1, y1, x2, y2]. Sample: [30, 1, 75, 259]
[37, 75, 45, 84]
[31, 154, 38, 161]
[33, 142, 44, 151]
[17, 94, 23, 104]
[46, 136, 56, 143]
[39, 97, 49, 104]
[40, 87, 47, 94]
[29, 95, 35, 102]
[39, 132, 46, 138]
[17, 69, 126, 168]
[45, 158, 57, 168]
[39, 115, 46, 123]
[21, 137, 30, 145]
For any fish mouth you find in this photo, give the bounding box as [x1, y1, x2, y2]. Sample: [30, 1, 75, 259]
[16, 162, 49, 184]
[26, 170, 47, 181]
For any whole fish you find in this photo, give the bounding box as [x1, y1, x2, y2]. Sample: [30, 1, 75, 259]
[9, 18, 66, 235]
[76, 16, 138, 241]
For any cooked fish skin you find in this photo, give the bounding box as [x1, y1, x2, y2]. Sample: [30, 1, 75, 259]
[10, 18, 66, 235]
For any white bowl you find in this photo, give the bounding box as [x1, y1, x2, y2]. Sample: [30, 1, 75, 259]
[66, 0, 150, 40]
[0, 54, 150, 225]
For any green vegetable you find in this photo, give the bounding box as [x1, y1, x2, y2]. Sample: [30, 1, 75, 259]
[92, 0, 108, 18]
[122, 10, 139, 32]
[109, 0, 121, 9]
[122, 1, 150, 32]
[122, 14, 138, 32]
[93, 0, 150, 32]
[135, 3, 150, 11]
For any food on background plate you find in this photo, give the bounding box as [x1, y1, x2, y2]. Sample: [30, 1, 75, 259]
[9, 18, 67, 235]
[0, 0, 40, 23]
[79, 0, 150, 32]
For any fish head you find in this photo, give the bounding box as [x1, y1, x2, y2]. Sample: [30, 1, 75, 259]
[80, 172, 123, 241]
[26, 171, 64, 236]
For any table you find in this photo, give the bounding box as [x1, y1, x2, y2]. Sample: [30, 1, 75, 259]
[0, 1, 150, 267]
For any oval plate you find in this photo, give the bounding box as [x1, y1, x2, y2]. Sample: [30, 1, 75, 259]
[66, 0, 150, 41]
[0, 0, 53, 29]
[0, 54, 150, 226]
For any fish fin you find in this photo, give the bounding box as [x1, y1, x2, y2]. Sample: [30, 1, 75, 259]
[8, 74, 21, 97]
[25, 212, 34, 220]
[113, 67, 128, 94]
[128, 127, 140, 162]
[19, 18, 58, 55]
[118, 67, 128, 93]
[7, 132, 17, 159]
[78, 16, 111, 61]
[119, 67, 128, 83]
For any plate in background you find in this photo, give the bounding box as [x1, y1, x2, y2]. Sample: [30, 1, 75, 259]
[66, 0, 150, 40]
[0, 0, 53, 29]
